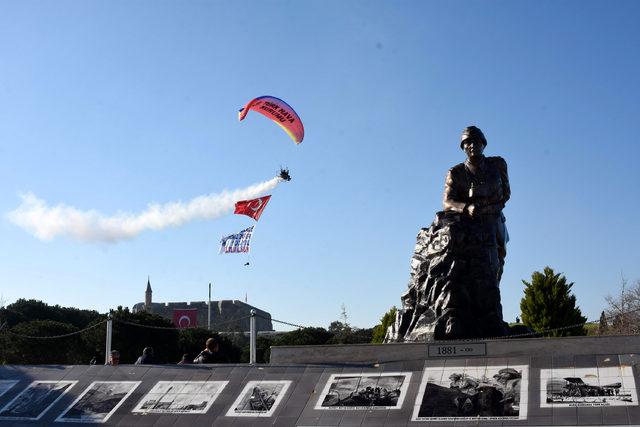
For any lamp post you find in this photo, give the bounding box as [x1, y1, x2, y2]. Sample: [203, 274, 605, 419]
[104, 312, 113, 365]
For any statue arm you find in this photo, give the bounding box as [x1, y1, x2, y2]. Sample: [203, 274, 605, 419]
[443, 169, 467, 213]
[497, 157, 510, 207]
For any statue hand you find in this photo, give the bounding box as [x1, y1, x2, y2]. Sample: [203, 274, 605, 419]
[466, 204, 477, 217]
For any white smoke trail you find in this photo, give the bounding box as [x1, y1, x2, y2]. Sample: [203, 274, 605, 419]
[7, 177, 283, 243]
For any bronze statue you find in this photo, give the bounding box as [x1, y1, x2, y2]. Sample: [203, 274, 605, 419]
[444, 126, 510, 279]
[386, 126, 511, 341]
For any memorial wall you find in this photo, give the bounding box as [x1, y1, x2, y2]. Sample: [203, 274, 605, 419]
[1, 335, 639, 426]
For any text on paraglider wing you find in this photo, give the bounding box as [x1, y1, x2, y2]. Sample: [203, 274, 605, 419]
[259, 104, 296, 123]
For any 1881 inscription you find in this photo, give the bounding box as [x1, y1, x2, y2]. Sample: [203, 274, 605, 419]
[428, 343, 486, 357]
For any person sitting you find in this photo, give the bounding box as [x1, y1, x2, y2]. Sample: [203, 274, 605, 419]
[193, 338, 224, 363]
[135, 347, 154, 365]
[89, 352, 99, 365]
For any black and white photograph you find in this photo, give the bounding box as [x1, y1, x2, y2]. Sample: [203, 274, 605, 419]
[55, 381, 140, 423]
[225, 380, 291, 417]
[0, 381, 18, 399]
[541, 366, 637, 407]
[0, 380, 76, 421]
[315, 372, 412, 410]
[132, 381, 228, 414]
[412, 365, 528, 421]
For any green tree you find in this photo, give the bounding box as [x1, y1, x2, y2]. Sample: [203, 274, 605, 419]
[1, 320, 86, 364]
[371, 306, 397, 344]
[598, 311, 608, 335]
[326, 327, 373, 344]
[0, 299, 100, 329]
[323, 304, 373, 344]
[584, 323, 599, 336]
[273, 327, 333, 346]
[0, 300, 104, 365]
[325, 320, 372, 344]
[240, 335, 272, 364]
[327, 320, 348, 334]
[520, 267, 587, 337]
[0, 301, 250, 365]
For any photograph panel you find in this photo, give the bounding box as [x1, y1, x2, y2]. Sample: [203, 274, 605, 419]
[225, 380, 291, 417]
[0, 381, 18, 399]
[0, 380, 76, 421]
[315, 372, 412, 410]
[132, 381, 228, 414]
[56, 381, 140, 423]
[540, 365, 638, 408]
[412, 364, 529, 421]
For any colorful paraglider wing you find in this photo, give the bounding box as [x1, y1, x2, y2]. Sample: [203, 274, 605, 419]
[238, 96, 304, 144]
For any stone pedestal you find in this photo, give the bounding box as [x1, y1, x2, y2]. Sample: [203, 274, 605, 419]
[387, 211, 508, 342]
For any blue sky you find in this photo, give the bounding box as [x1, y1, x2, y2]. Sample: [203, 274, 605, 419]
[1, 1, 639, 330]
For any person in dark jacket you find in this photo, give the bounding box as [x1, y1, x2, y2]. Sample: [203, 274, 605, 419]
[135, 347, 154, 365]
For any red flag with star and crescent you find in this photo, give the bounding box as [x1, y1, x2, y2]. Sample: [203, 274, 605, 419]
[234, 195, 271, 221]
[172, 309, 198, 329]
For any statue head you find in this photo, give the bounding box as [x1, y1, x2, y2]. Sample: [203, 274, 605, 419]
[460, 126, 487, 160]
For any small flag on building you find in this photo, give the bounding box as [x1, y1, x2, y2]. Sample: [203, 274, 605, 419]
[220, 226, 254, 253]
[234, 195, 271, 221]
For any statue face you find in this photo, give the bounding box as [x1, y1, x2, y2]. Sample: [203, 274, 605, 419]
[462, 138, 485, 160]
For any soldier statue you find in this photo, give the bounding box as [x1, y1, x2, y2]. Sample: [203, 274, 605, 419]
[444, 126, 510, 281]
[387, 126, 512, 341]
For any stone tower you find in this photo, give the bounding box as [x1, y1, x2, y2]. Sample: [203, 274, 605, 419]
[144, 277, 152, 312]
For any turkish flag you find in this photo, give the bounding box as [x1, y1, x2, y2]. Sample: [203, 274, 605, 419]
[234, 195, 271, 221]
[172, 309, 198, 329]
